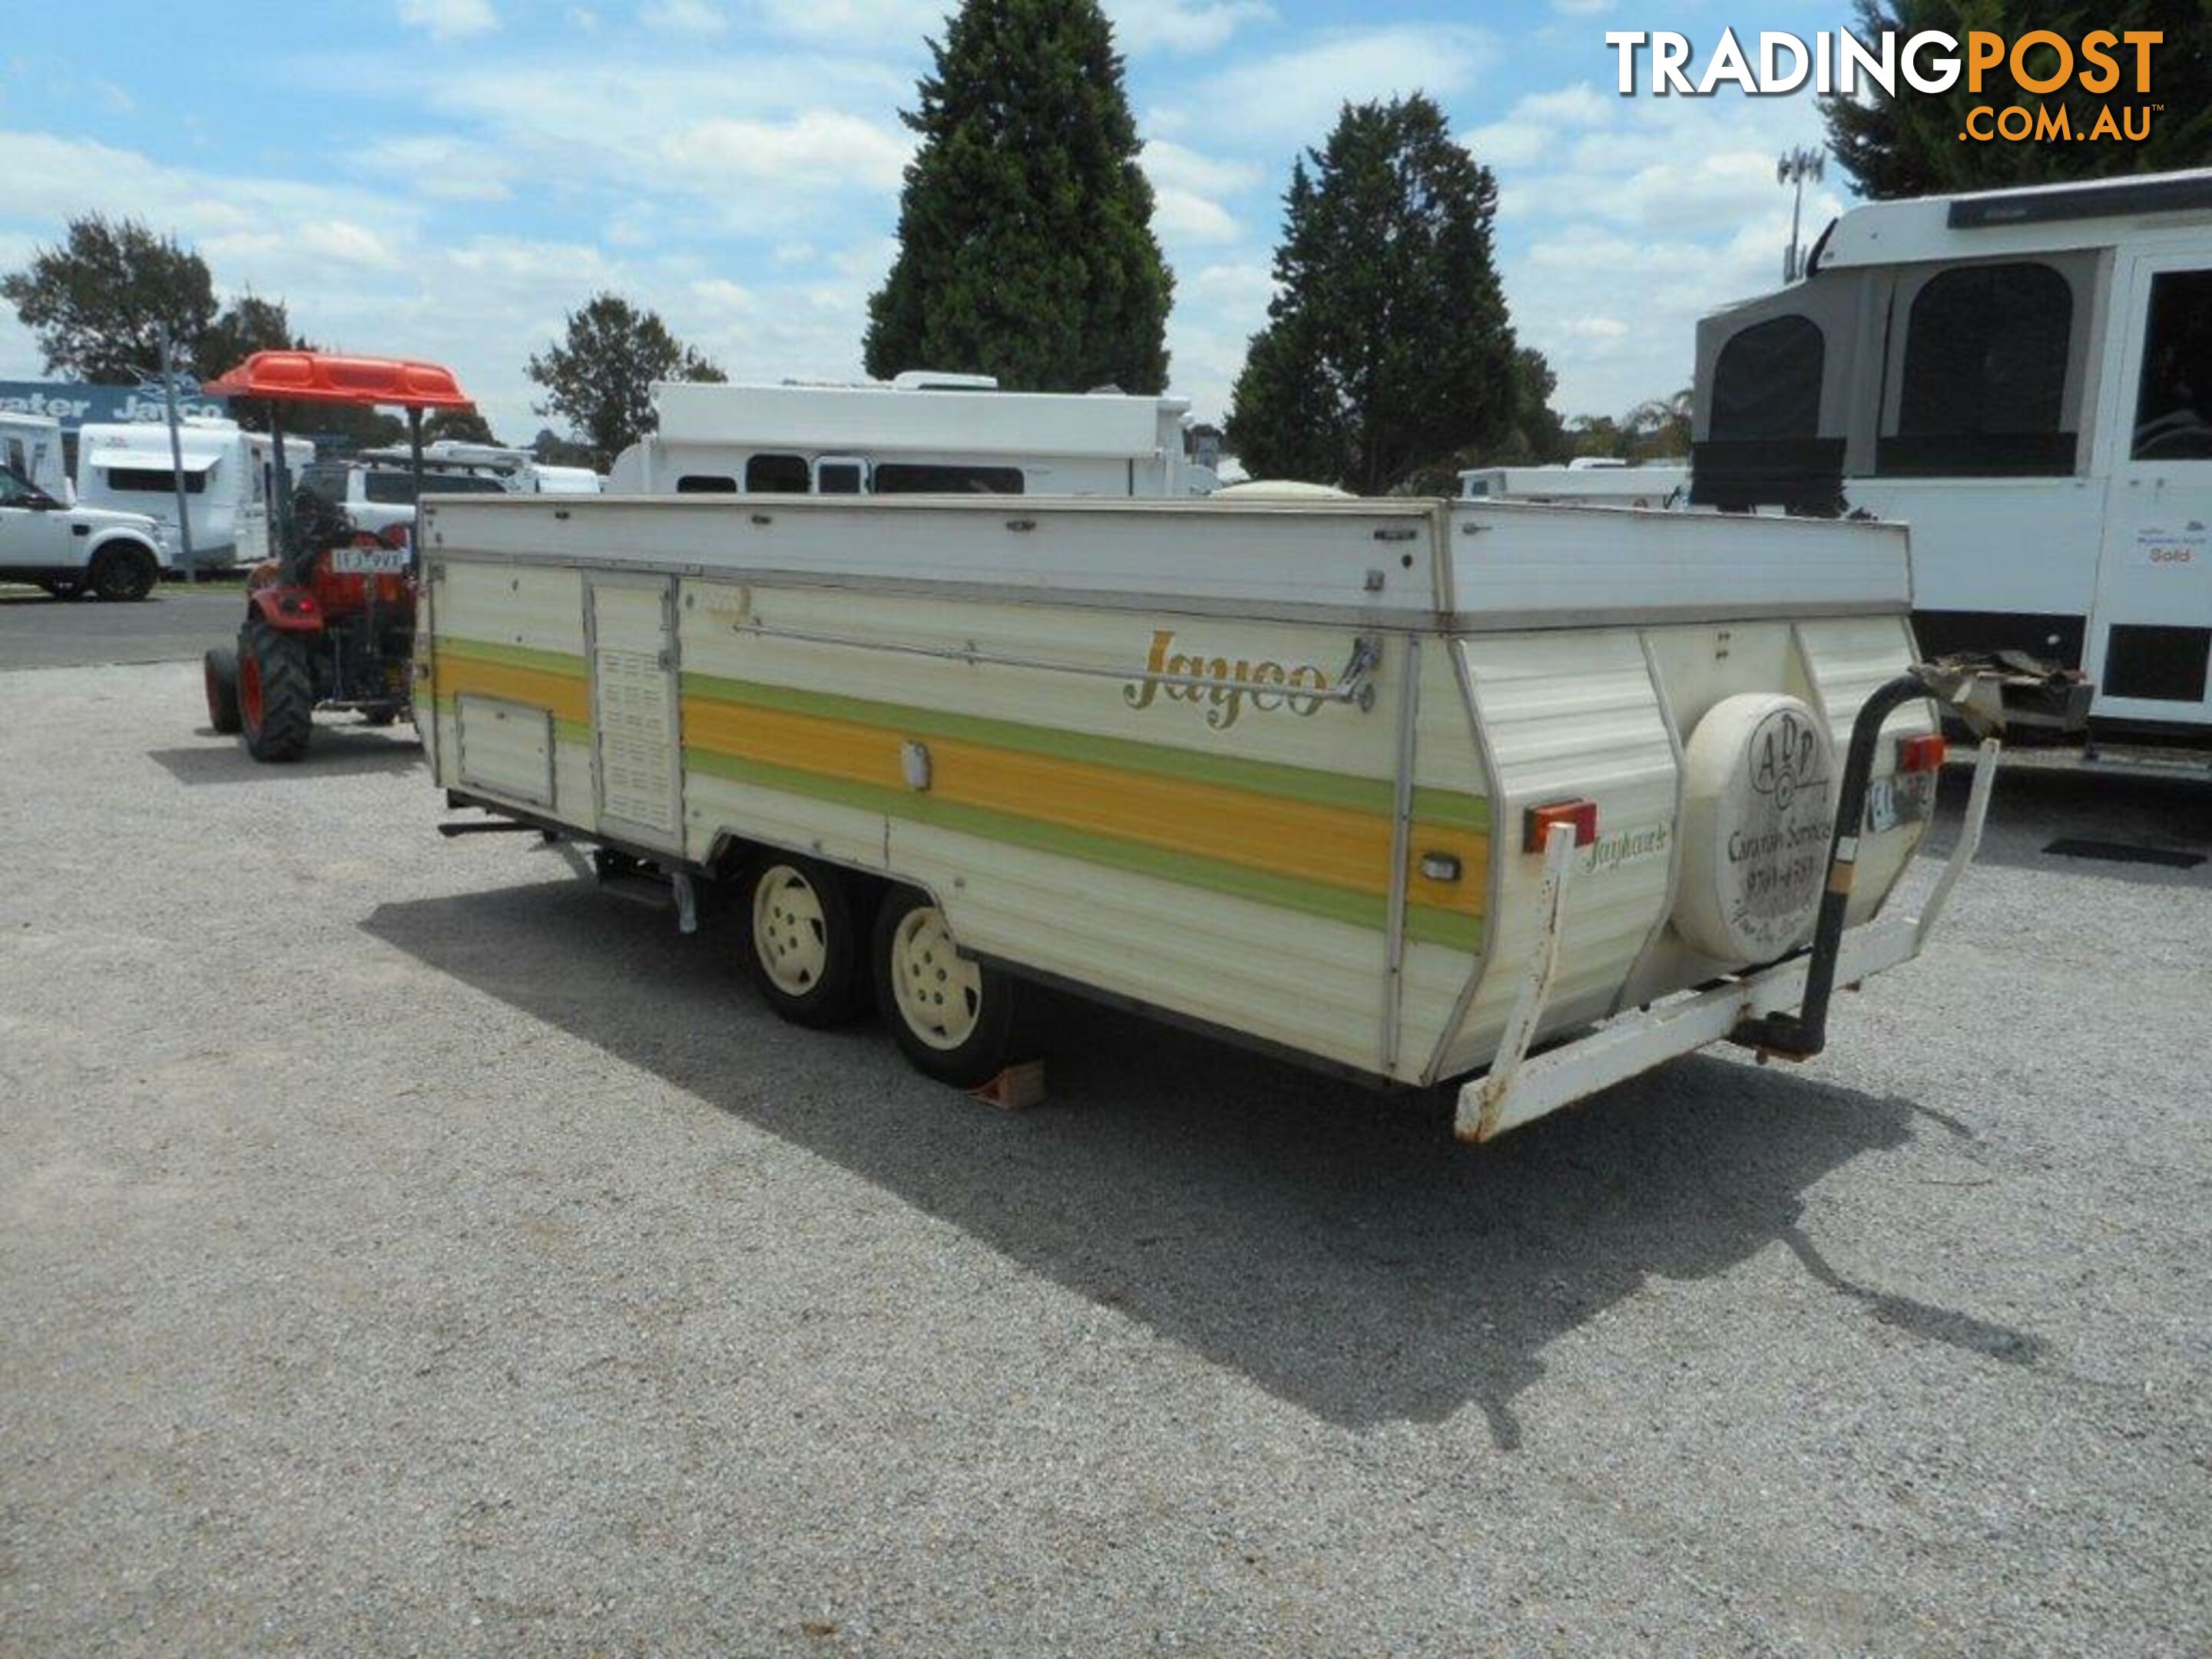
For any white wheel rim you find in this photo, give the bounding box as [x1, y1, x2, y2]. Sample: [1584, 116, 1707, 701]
[889, 906, 982, 1051]
[752, 866, 830, 996]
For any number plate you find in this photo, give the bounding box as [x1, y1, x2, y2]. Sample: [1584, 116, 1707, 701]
[1865, 772, 1933, 833]
[329, 545, 409, 575]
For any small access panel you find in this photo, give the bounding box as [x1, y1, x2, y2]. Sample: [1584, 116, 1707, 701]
[588, 574, 684, 851]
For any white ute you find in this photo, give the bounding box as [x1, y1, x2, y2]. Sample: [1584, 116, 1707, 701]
[0, 456, 171, 600]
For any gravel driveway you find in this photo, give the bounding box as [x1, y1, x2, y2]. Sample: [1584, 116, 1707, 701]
[3, 662, 2207, 1656]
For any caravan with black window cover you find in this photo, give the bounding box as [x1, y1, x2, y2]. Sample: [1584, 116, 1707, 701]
[1693, 170, 2212, 745]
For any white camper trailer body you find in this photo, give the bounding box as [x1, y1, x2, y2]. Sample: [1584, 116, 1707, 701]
[608, 376, 1214, 500]
[74, 419, 306, 568]
[1694, 169, 2212, 740]
[418, 492, 1989, 1141]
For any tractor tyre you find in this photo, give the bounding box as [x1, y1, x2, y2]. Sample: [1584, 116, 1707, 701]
[238, 621, 314, 762]
[89, 544, 159, 602]
[204, 646, 243, 734]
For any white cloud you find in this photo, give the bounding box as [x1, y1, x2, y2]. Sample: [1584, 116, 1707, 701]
[1104, 0, 1275, 55]
[744, 0, 945, 46]
[1141, 137, 1263, 199]
[1551, 0, 1614, 14]
[397, 0, 498, 40]
[1461, 81, 1614, 166]
[663, 109, 910, 187]
[641, 0, 726, 31]
[353, 136, 515, 200]
[1150, 187, 1239, 243]
[1194, 27, 1496, 148]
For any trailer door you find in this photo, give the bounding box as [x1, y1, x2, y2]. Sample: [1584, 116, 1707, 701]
[588, 574, 685, 851]
[2088, 257, 2212, 731]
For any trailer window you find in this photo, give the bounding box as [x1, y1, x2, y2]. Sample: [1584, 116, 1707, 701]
[2130, 270, 2212, 461]
[103, 466, 207, 495]
[1709, 315, 1824, 439]
[873, 463, 1025, 495]
[675, 474, 737, 493]
[1887, 262, 2075, 475]
[744, 453, 810, 492]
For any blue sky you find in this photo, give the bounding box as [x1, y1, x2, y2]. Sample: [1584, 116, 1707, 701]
[0, 0, 1849, 442]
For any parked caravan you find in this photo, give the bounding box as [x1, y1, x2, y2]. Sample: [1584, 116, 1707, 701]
[417, 492, 1998, 1143]
[1460, 460, 1688, 507]
[1694, 168, 2212, 743]
[607, 374, 1217, 499]
[1, 412, 70, 502]
[75, 419, 307, 568]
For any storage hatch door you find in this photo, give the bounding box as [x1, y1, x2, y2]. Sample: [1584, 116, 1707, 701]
[588, 575, 684, 849]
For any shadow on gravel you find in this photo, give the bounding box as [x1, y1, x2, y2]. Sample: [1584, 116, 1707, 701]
[364, 868, 2048, 1443]
[1923, 763, 2212, 889]
[148, 734, 423, 783]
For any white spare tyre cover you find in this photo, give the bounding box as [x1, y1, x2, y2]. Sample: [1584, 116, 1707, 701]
[1673, 692, 1838, 964]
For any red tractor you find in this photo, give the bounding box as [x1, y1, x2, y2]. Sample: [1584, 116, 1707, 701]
[199, 351, 478, 761]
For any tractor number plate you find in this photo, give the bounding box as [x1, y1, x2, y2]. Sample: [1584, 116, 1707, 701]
[330, 545, 409, 575]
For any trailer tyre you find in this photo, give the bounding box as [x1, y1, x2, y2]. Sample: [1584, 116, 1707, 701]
[204, 646, 243, 733]
[744, 858, 866, 1028]
[238, 621, 314, 762]
[1673, 692, 1837, 963]
[873, 888, 1022, 1089]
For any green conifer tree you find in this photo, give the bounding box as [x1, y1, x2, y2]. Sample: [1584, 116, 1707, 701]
[1226, 95, 1521, 493]
[864, 0, 1172, 392]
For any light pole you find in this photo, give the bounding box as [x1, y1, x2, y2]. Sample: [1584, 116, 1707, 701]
[1778, 145, 1825, 283]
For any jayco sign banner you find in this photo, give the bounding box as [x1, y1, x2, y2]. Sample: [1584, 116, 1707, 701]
[0, 379, 230, 429]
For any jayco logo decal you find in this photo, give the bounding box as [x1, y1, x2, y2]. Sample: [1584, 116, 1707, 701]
[1122, 629, 1332, 730]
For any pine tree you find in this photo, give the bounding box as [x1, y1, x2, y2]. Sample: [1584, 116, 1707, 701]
[1226, 96, 1521, 494]
[863, 0, 1171, 392]
[1823, 1, 2211, 197]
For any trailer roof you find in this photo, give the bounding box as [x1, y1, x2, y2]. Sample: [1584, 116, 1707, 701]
[651, 379, 1187, 460]
[419, 493, 1909, 631]
[1814, 166, 2212, 272]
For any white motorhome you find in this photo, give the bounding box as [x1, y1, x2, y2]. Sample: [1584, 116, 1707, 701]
[1, 412, 71, 502]
[1694, 168, 2212, 743]
[74, 418, 308, 569]
[416, 489, 1998, 1142]
[607, 373, 1216, 499]
[1460, 459, 1688, 508]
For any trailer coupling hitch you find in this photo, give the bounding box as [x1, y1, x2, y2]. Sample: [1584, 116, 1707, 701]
[1729, 663, 2007, 1062]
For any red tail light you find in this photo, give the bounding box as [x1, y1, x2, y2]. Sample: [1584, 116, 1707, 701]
[1897, 733, 1947, 773]
[1524, 798, 1599, 853]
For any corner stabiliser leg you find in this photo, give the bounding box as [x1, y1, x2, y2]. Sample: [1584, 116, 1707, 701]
[1456, 821, 1578, 1142]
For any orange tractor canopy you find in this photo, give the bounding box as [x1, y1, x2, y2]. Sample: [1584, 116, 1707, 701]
[198, 350, 481, 762]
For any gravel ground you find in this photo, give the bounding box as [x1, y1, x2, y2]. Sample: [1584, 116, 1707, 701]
[2, 662, 2207, 1657]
